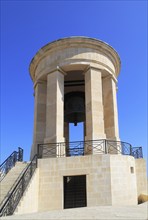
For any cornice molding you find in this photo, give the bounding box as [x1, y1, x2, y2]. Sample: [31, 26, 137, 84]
[29, 37, 121, 82]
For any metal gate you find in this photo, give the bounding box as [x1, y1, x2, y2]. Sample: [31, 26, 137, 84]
[64, 175, 87, 209]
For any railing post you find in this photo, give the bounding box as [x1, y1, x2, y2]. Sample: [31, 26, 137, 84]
[130, 145, 132, 156]
[104, 139, 107, 154]
[18, 147, 23, 161]
[140, 147, 143, 158]
[5, 159, 9, 175]
[136, 150, 139, 158]
[14, 152, 17, 164]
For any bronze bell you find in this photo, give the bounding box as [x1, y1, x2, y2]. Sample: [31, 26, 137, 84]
[64, 92, 85, 126]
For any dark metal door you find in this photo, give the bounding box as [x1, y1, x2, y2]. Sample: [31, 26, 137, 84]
[64, 175, 87, 209]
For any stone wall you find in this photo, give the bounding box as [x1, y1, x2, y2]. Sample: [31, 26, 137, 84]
[38, 154, 137, 212]
[135, 158, 147, 196]
[15, 155, 147, 214]
[110, 155, 137, 205]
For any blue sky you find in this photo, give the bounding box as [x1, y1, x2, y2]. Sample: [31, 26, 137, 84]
[1, 1, 147, 169]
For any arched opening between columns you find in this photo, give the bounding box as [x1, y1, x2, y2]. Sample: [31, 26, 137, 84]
[64, 69, 86, 155]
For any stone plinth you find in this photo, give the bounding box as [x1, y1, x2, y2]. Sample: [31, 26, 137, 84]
[15, 155, 148, 214]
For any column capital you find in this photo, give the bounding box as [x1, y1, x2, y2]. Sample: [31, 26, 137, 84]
[34, 80, 46, 90]
[47, 66, 67, 76]
[83, 65, 102, 75]
[103, 73, 118, 84]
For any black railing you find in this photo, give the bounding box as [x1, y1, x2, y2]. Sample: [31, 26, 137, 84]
[37, 139, 143, 159]
[0, 148, 23, 181]
[131, 147, 143, 159]
[0, 154, 38, 217]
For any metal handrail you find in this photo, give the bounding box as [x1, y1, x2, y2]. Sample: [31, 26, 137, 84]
[0, 154, 38, 217]
[0, 148, 23, 181]
[37, 139, 142, 159]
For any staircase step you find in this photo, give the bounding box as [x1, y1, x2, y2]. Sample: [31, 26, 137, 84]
[0, 162, 28, 205]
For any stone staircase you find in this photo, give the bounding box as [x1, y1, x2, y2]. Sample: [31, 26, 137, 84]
[0, 162, 28, 204]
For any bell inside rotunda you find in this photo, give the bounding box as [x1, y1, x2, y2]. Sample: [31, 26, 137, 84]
[64, 92, 85, 126]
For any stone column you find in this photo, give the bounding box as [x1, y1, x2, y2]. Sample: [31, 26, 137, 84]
[84, 67, 106, 154]
[64, 122, 69, 156]
[83, 121, 86, 140]
[31, 81, 47, 159]
[102, 75, 119, 140]
[102, 76, 120, 154]
[44, 69, 65, 157]
[64, 122, 69, 143]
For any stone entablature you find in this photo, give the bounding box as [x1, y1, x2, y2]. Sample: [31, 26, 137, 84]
[29, 37, 121, 83]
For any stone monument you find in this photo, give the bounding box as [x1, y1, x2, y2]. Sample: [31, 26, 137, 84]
[30, 37, 120, 158]
[22, 37, 147, 212]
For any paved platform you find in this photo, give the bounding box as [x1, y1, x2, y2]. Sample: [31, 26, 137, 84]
[1, 202, 148, 220]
